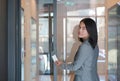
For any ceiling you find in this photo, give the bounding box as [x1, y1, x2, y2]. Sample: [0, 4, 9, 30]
[38, 0, 105, 13]
[38, 0, 105, 7]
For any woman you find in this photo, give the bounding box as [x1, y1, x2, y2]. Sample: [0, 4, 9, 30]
[55, 18, 100, 81]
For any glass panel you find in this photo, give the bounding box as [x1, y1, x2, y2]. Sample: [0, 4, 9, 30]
[21, 0, 39, 81]
[39, 18, 49, 53]
[38, 0, 54, 75]
[96, 7, 105, 16]
[67, 8, 95, 16]
[97, 17, 106, 81]
[108, 4, 120, 81]
[66, 18, 81, 59]
[21, 0, 54, 80]
[30, 18, 37, 81]
[56, 0, 106, 81]
[21, 0, 107, 81]
[66, 17, 106, 81]
[39, 18, 51, 75]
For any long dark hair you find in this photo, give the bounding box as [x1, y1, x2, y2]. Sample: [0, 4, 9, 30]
[79, 18, 98, 49]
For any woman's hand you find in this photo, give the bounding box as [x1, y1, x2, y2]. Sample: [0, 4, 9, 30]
[55, 60, 63, 66]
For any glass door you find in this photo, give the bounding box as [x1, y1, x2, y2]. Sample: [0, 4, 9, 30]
[20, 0, 107, 81]
[108, 3, 120, 81]
[21, 0, 56, 81]
[39, 12, 54, 75]
[56, 0, 106, 81]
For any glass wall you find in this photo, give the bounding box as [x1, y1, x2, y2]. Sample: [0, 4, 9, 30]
[21, 0, 55, 81]
[56, 0, 106, 81]
[108, 3, 120, 81]
[38, 0, 54, 74]
[21, 0, 38, 81]
[30, 17, 37, 80]
[20, 0, 109, 81]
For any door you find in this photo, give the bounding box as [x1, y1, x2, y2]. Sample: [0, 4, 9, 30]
[20, 0, 107, 81]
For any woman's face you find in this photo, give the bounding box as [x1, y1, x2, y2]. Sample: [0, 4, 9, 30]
[78, 22, 89, 40]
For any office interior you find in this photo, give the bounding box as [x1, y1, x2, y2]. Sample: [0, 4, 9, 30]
[0, 0, 120, 81]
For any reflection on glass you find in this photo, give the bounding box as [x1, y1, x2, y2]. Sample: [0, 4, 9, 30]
[39, 18, 49, 53]
[21, 8, 24, 81]
[57, 0, 106, 79]
[97, 17, 105, 34]
[108, 4, 120, 81]
[96, 7, 105, 16]
[39, 18, 53, 75]
[66, 18, 81, 58]
[38, 1, 54, 74]
[67, 8, 95, 16]
[30, 18, 37, 80]
[39, 55, 47, 74]
[57, 2, 106, 81]
[21, 0, 107, 80]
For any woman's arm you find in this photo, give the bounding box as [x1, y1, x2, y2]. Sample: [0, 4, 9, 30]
[60, 44, 93, 71]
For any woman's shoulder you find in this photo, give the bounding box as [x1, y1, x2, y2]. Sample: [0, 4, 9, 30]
[80, 40, 91, 48]
[81, 40, 98, 49]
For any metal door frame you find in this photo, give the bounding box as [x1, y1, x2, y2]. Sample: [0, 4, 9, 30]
[8, 0, 21, 81]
